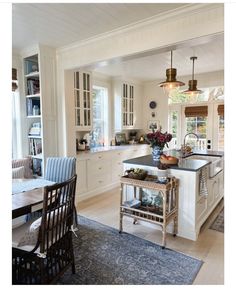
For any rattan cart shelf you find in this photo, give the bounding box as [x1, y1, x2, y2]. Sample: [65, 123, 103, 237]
[119, 175, 179, 248]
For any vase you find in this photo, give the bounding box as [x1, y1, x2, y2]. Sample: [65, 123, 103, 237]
[152, 146, 163, 161]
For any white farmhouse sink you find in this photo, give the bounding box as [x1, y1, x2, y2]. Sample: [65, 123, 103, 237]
[185, 154, 223, 177]
[185, 154, 220, 162]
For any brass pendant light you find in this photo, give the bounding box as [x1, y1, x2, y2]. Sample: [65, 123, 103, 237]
[158, 50, 185, 94]
[183, 56, 203, 96]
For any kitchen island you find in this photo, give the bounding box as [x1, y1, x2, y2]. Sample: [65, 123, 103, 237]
[123, 150, 224, 241]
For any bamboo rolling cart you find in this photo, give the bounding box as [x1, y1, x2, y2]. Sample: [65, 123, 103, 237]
[119, 175, 179, 248]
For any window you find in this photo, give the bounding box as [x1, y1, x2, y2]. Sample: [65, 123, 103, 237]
[169, 86, 224, 104]
[218, 116, 224, 151]
[217, 104, 224, 151]
[169, 111, 178, 148]
[92, 86, 109, 146]
[185, 116, 207, 149]
[12, 68, 21, 159]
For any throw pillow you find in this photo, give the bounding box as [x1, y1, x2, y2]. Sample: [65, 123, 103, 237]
[12, 166, 25, 179]
[12, 157, 33, 178]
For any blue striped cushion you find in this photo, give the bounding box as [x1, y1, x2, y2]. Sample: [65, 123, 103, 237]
[44, 157, 76, 183]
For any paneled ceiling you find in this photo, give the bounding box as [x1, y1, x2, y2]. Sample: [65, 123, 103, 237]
[93, 35, 224, 81]
[12, 3, 186, 50]
[12, 3, 224, 81]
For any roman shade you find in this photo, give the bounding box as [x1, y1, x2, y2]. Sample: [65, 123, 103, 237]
[217, 104, 224, 116]
[185, 106, 208, 117]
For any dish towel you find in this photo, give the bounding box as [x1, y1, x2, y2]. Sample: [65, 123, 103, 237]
[199, 167, 208, 196]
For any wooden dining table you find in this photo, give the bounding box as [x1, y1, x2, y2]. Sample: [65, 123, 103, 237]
[12, 178, 55, 219]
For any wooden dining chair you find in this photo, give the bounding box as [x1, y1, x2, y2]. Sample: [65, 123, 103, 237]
[12, 175, 77, 284]
[27, 157, 77, 222]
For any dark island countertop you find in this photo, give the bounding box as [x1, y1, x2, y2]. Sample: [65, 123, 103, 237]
[123, 154, 211, 172]
[123, 149, 223, 172]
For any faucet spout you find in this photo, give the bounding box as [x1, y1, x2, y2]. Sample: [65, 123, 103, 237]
[183, 133, 199, 151]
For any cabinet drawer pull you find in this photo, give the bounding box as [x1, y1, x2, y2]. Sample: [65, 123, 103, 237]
[98, 156, 102, 159]
[99, 180, 103, 183]
[99, 167, 102, 170]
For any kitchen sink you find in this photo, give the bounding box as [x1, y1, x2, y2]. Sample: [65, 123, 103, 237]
[185, 154, 221, 162]
[185, 154, 223, 177]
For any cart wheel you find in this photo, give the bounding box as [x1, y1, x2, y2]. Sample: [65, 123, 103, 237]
[173, 234, 176, 237]
[162, 246, 165, 249]
[119, 230, 122, 234]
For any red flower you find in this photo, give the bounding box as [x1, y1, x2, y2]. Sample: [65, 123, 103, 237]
[145, 129, 172, 149]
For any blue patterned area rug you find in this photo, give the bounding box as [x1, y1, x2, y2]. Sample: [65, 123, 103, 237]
[210, 208, 224, 233]
[57, 216, 203, 285]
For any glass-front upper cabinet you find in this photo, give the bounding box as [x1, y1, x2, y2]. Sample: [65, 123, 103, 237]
[74, 71, 92, 130]
[122, 83, 134, 127]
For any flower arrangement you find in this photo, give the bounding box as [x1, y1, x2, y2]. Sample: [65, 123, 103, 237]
[145, 128, 172, 149]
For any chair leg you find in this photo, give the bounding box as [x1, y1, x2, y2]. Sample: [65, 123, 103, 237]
[70, 237, 76, 274]
[71, 261, 76, 274]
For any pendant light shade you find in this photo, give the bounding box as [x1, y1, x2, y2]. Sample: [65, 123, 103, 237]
[183, 56, 203, 96]
[158, 50, 185, 94]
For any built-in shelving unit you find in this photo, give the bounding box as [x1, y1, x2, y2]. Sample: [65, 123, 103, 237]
[23, 54, 42, 176]
[22, 45, 58, 176]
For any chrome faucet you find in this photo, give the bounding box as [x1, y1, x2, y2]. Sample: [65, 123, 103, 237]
[182, 133, 199, 155]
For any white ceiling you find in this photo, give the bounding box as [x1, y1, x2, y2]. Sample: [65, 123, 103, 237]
[93, 36, 224, 81]
[12, 3, 186, 50]
[12, 3, 224, 82]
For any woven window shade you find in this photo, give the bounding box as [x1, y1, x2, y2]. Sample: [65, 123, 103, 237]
[185, 106, 208, 117]
[217, 104, 224, 116]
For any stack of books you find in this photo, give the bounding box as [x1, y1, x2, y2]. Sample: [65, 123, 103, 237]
[28, 122, 41, 136]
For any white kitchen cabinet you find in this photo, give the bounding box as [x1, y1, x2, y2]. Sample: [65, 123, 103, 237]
[22, 45, 57, 176]
[113, 80, 142, 131]
[74, 71, 92, 131]
[76, 145, 149, 201]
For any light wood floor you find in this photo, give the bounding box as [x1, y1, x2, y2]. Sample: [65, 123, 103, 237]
[76, 187, 224, 285]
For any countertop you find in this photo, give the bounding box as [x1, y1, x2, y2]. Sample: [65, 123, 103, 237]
[123, 154, 210, 172]
[123, 149, 223, 172]
[76, 144, 149, 155]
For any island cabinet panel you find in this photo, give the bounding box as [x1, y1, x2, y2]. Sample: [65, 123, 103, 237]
[196, 196, 208, 223]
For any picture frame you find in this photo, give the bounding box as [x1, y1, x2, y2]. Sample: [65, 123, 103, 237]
[147, 120, 160, 131]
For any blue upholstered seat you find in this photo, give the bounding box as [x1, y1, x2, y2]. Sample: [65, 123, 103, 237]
[45, 157, 76, 183]
[44, 157, 78, 227]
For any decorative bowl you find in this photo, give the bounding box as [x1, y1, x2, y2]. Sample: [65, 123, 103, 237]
[160, 157, 179, 165]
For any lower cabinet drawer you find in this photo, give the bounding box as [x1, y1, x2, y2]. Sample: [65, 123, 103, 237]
[87, 159, 111, 175]
[87, 173, 112, 190]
